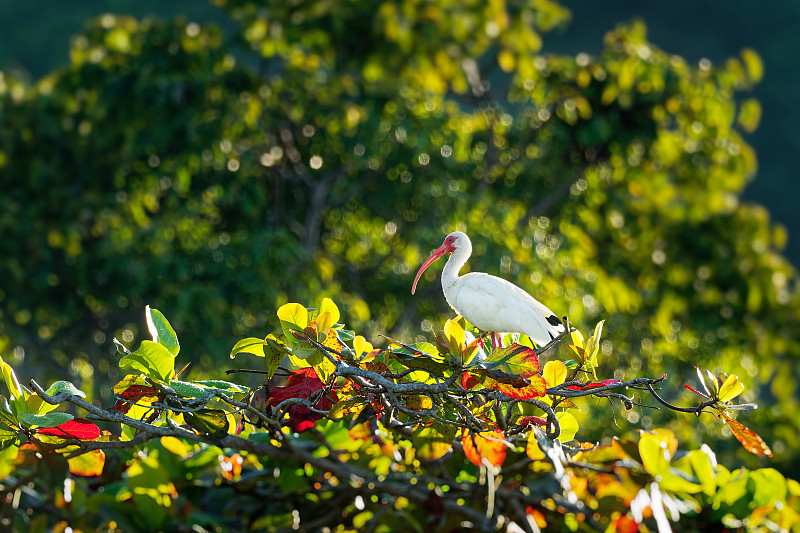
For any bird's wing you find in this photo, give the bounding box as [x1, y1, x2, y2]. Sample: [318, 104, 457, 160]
[452, 273, 563, 345]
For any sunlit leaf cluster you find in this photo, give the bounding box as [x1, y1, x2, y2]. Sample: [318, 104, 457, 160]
[0, 303, 795, 532]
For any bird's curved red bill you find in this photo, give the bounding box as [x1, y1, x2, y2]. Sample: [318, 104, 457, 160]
[411, 245, 450, 294]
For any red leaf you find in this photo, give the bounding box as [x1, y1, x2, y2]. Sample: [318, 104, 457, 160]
[461, 371, 480, 390]
[462, 428, 507, 468]
[518, 416, 547, 427]
[364, 360, 390, 376]
[37, 418, 101, 440]
[683, 383, 709, 398]
[268, 368, 324, 403]
[719, 411, 772, 456]
[566, 379, 622, 391]
[111, 384, 159, 414]
[267, 368, 337, 432]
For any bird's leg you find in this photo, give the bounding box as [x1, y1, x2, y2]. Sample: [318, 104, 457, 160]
[491, 332, 503, 350]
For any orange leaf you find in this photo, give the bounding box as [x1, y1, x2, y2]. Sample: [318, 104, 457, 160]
[480, 373, 547, 399]
[414, 421, 454, 460]
[68, 449, 105, 477]
[526, 507, 547, 529]
[614, 515, 639, 533]
[462, 429, 507, 468]
[719, 411, 772, 456]
[219, 453, 243, 481]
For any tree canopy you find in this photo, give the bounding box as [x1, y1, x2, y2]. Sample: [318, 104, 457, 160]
[1, 303, 795, 531]
[0, 0, 797, 494]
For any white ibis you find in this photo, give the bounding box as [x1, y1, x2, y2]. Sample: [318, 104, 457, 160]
[411, 231, 564, 348]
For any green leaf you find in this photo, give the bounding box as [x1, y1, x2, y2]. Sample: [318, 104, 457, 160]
[0, 396, 15, 427]
[336, 328, 356, 342]
[391, 352, 449, 377]
[27, 394, 57, 416]
[119, 340, 175, 382]
[0, 426, 18, 447]
[482, 343, 540, 379]
[45, 381, 86, 399]
[146, 305, 180, 356]
[170, 380, 210, 399]
[170, 379, 248, 399]
[0, 355, 24, 401]
[230, 337, 266, 358]
[194, 380, 250, 394]
[184, 409, 230, 438]
[264, 336, 290, 380]
[20, 412, 73, 428]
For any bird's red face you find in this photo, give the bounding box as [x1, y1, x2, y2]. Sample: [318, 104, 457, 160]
[411, 234, 458, 294]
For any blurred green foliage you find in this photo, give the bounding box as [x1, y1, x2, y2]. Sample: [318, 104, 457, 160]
[0, 0, 797, 472]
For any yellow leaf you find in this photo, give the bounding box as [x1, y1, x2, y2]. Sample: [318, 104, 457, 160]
[353, 335, 373, 357]
[718, 374, 745, 402]
[277, 303, 308, 329]
[317, 311, 333, 341]
[526, 431, 546, 460]
[68, 449, 105, 477]
[639, 428, 679, 474]
[556, 412, 579, 442]
[543, 360, 567, 388]
[161, 436, 188, 456]
[498, 50, 516, 72]
[738, 98, 761, 133]
[568, 344, 586, 362]
[741, 48, 763, 83]
[584, 320, 604, 362]
[570, 329, 585, 350]
[443, 318, 466, 357]
[318, 298, 340, 325]
[464, 337, 484, 365]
